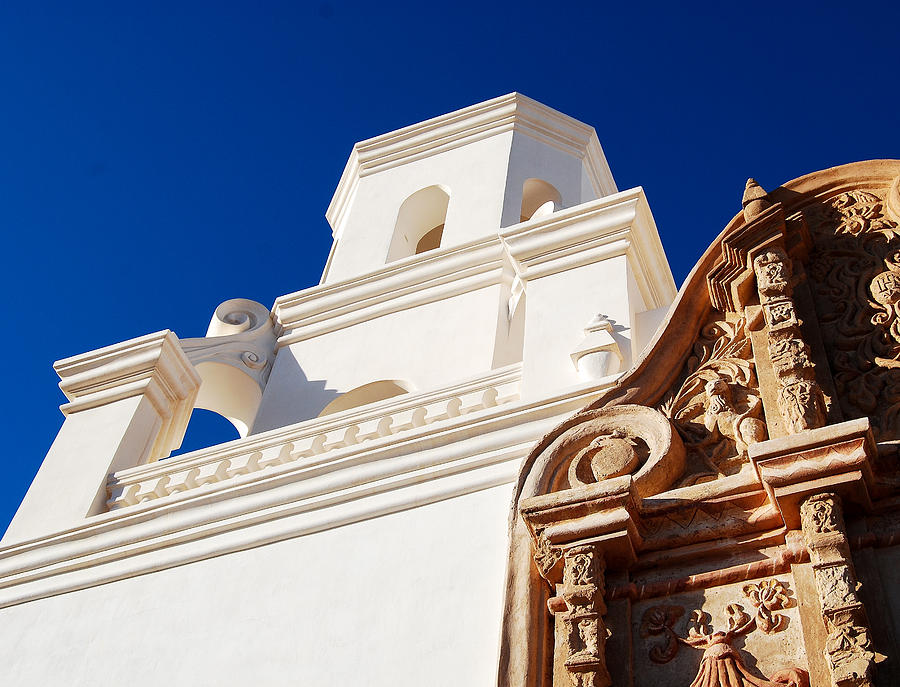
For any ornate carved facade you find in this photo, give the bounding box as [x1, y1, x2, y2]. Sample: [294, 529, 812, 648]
[500, 161, 900, 687]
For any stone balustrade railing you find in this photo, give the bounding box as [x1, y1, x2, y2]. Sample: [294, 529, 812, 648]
[106, 364, 522, 510]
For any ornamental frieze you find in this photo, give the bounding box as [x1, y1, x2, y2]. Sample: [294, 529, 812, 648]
[499, 161, 900, 687]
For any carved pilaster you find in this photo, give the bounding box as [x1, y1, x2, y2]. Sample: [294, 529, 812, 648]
[753, 248, 826, 434]
[552, 545, 611, 687]
[800, 493, 875, 687]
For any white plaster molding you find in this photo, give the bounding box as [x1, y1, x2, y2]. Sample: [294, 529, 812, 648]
[325, 93, 616, 238]
[0, 378, 615, 610]
[501, 188, 677, 310]
[274, 238, 506, 347]
[277, 188, 676, 347]
[54, 330, 201, 460]
[106, 363, 523, 509]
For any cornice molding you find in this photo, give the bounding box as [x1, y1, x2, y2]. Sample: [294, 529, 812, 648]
[277, 188, 677, 347]
[502, 188, 678, 309]
[325, 93, 616, 236]
[0, 377, 617, 610]
[54, 330, 201, 459]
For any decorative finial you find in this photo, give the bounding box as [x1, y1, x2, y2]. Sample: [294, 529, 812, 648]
[742, 178, 772, 222]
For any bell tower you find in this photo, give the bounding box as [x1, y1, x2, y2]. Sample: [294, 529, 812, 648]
[321, 93, 618, 283]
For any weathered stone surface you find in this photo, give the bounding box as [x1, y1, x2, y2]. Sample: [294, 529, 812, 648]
[499, 161, 900, 687]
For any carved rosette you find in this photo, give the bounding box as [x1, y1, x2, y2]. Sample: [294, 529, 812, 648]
[800, 493, 875, 687]
[753, 247, 827, 434]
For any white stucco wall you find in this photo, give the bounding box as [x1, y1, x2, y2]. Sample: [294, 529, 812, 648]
[254, 284, 507, 432]
[0, 483, 514, 687]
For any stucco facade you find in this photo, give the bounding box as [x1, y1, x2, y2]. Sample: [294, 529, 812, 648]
[2, 95, 898, 687]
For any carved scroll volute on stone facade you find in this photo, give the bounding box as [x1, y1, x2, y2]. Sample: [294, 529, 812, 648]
[800, 493, 875, 687]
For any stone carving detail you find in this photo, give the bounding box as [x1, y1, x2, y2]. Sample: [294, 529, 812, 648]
[660, 316, 767, 480]
[641, 590, 808, 686]
[805, 187, 900, 440]
[743, 578, 792, 634]
[639, 605, 683, 663]
[551, 545, 611, 687]
[533, 528, 563, 579]
[752, 248, 826, 434]
[567, 429, 643, 487]
[800, 493, 875, 687]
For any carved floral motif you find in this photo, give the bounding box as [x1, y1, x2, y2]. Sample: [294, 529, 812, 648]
[660, 317, 767, 480]
[805, 188, 900, 440]
[639, 605, 683, 664]
[742, 579, 792, 634]
[641, 586, 808, 687]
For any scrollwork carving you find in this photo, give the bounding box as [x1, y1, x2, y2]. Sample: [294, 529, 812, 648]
[640, 588, 808, 686]
[805, 187, 900, 440]
[639, 605, 683, 664]
[660, 316, 767, 481]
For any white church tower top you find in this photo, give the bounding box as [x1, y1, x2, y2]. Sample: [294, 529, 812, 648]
[321, 93, 618, 283]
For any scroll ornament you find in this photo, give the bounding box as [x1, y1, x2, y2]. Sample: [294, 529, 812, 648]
[640, 579, 807, 687]
[659, 317, 767, 480]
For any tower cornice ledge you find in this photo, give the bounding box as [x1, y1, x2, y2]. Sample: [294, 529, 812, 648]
[326, 92, 617, 237]
[276, 187, 676, 347]
[54, 330, 201, 460]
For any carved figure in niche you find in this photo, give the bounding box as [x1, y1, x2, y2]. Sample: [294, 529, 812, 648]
[703, 376, 767, 456]
[567, 429, 643, 487]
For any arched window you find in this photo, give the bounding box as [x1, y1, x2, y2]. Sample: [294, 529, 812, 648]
[386, 185, 450, 262]
[520, 178, 562, 222]
[318, 380, 413, 417]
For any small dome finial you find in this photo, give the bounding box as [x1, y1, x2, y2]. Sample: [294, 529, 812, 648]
[742, 178, 772, 222]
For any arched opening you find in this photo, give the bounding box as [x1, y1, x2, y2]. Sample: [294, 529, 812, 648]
[520, 178, 562, 222]
[169, 408, 241, 458]
[386, 185, 450, 262]
[318, 379, 414, 417]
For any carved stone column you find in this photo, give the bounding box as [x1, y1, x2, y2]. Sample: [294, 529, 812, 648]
[552, 544, 611, 687]
[753, 247, 826, 434]
[800, 493, 875, 687]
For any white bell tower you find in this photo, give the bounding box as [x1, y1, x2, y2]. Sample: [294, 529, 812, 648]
[321, 93, 618, 283]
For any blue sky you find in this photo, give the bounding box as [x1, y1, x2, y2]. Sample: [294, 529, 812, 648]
[2, 1, 898, 535]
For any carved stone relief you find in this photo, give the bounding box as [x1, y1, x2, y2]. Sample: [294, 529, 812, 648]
[752, 247, 827, 434]
[804, 184, 900, 441]
[799, 493, 875, 687]
[551, 545, 611, 687]
[659, 316, 767, 482]
[639, 580, 808, 687]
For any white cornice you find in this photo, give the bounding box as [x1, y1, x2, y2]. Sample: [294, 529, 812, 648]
[502, 188, 677, 309]
[54, 330, 201, 459]
[273, 237, 507, 347]
[276, 188, 676, 345]
[325, 93, 616, 235]
[0, 378, 616, 610]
